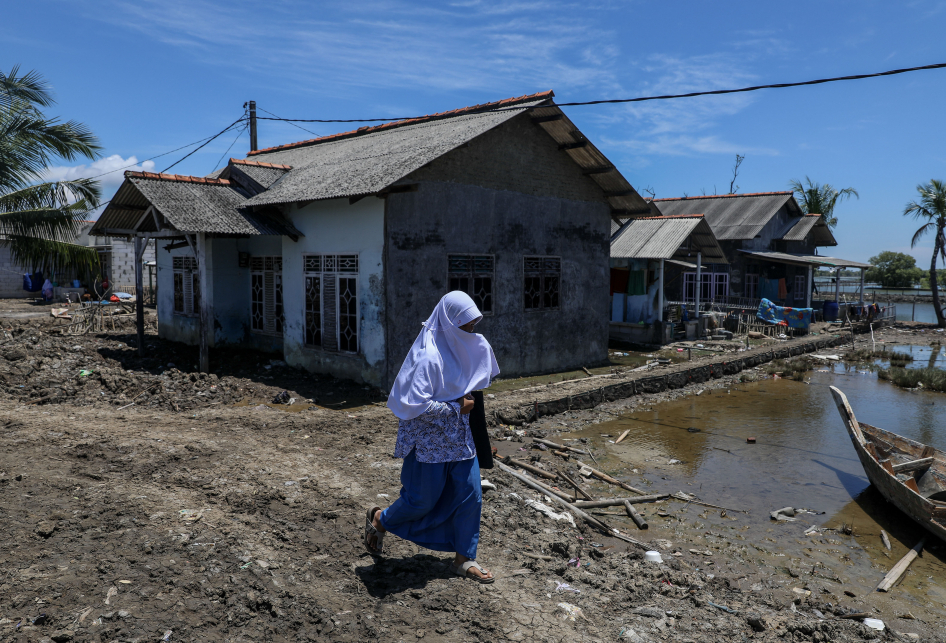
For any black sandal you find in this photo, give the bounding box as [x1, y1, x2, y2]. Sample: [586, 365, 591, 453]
[364, 507, 384, 555]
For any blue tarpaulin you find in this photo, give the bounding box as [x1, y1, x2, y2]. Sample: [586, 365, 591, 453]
[757, 298, 812, 329]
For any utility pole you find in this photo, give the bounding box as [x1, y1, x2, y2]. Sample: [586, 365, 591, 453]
[248, 100, 258, 152]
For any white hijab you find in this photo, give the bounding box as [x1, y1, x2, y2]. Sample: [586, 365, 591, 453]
[387, 291, 500, 420]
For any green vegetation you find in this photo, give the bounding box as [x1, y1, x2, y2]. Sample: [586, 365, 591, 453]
[844, 348, 914, 366]
[904, 179, 946, 328]
[1, 67, 101, 272]
[764, 358, 813, 381]
[878, 367, 946, 392]
[789, 176, 858, 230]
[865, 251, 924, 288]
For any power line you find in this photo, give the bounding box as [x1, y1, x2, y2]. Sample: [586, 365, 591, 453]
[161, 116, 248, 173]
[252, 61, 946, 124]
[82, 117, 247, 181]
[212, 122, 249, 173]
[257, 106, 320, 137]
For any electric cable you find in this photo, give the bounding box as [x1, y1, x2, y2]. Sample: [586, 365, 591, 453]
[251, 61, 946, 124]
[161, 116, 248, 173]
[257, 106, 319, 137]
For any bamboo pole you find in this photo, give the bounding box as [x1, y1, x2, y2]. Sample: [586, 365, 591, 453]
[624, 500, 648, 530]
[573, 459, 647, 495]
[559, 472, 593, 500]
[506, 458, 558, 480]
[876, 537, 925, 592]
[533, 438, 588, 455]
[573, 494, 669, 508]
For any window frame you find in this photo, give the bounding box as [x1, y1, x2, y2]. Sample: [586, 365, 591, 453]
[172, 255, 199, 318]
[447, 253, 495, 315]
[523, 255, 562, 312]
[249, 256, 284, 336]
[794, 274, 807, 302]
[303, 254, 360, 355]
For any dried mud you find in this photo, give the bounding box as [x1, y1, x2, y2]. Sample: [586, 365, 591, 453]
[0, 316, 942, 642]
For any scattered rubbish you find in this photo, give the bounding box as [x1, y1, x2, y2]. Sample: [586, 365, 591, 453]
[770, 507, 796, 521]
[557, 602, 586, 621]
[556, 582, 580, 593]
[567, 557, 581, 568]
[163, 631, 173, 641]
[880, 529, 892, 551]
[615, 428, 630, 444]
[104, 586, 117, 605]
[877, 537, 926, 592]
[78, 369, 93, 377]
[480, 479, 496, 492]
[117, 580, 131, 584]
[746, 437, 756, 443]
[843, 590, 856, 597]
[509, 493, 575, 527]
[792, 587, 811, 597]
[687, 427, 700, 433]
[667, 459, 681, 465]
[644, 551, 663, 563]
[376, 493, 389, 498]
[271, 391, 295, 404]
[862, 618, 885, 631]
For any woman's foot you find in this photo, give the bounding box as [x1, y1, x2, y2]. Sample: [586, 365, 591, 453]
[365, 507, 387, 555]
[452, 554, 493, 582]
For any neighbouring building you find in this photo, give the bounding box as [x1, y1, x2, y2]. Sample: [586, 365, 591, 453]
[90, 91, 651, 387]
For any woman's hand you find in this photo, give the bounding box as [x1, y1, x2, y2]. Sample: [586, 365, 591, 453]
[459, 396, 474, 415]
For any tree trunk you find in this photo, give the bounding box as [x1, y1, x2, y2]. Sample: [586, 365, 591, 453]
[932, 222, 945, 328]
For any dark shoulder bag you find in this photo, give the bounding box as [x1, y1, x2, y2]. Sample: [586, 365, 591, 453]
[468, 390, 493, 469]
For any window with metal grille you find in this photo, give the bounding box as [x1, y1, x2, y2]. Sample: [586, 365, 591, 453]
[304, 254, 359, 353]
[745, 272, 759, 300]
[447, 254, 493, 314]
[683, 271, 729, 301]
[250, 256, 284, 335]
[794, 275, 807, 302]
[172, 256, 199, 316]
[523, 256, 560, 311]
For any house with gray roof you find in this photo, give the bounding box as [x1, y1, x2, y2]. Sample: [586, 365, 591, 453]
[647, 191, 845, 308]
[91, 91, 649, 387]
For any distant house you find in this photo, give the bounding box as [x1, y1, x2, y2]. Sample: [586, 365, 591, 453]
[647, 191, 866, 307]
[90, 91, 650, 387]
[0, 222, 154, 299]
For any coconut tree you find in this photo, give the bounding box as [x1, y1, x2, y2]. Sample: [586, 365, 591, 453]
[904, 179, 946, 328]
[0, 66, 101, 276]
[789, 176, 859, 229]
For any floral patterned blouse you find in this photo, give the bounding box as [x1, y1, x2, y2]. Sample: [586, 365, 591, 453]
[393, 400, 475, 464]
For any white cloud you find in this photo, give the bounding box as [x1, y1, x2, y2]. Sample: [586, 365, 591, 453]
[44, 154, 156, 192]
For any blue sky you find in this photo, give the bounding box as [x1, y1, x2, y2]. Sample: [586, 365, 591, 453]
[6, 0, 946, 264]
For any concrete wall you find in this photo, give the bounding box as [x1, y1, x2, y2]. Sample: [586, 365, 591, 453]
[107, 238, 156, 288]
[281, 198, 386, 386]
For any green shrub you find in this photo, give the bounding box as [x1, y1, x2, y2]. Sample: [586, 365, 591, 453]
[878, 367, 946, 392]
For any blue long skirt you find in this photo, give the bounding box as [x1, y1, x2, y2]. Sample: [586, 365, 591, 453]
[379, 449, 481, 559]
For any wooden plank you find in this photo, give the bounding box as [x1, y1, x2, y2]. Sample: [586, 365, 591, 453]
[876, 537, 925, 592]
[905, 478, 920, 493]
[615, 429, 630, 444]
[893, 458, 935, 473]
[881, 459, 895, 475]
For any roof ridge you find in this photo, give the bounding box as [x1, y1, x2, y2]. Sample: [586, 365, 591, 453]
[247, 90, 555, 156]
[127, 170, 231, 186]
[637, 213, 705, 219]
[229, 158, 292, 170]
[652, 191, 793, 202]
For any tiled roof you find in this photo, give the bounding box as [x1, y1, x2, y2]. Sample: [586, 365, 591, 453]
[125, 171, 230, 185]
[229, 158, 292, 170]
[248, 91, 554, 156]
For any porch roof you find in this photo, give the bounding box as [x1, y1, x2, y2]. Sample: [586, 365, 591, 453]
[738, 250, 871, 269]
[610, 214, 728, 263]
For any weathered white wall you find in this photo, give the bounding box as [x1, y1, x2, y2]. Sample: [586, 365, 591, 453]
[282, 197, 386, 386]
[156, 242, 202, 345]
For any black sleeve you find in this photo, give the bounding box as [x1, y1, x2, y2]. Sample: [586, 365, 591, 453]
[469, 390, 493, 470]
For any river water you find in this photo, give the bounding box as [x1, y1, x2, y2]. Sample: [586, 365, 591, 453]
[563, 349, 946, 606]
[896, 301, 941, 324]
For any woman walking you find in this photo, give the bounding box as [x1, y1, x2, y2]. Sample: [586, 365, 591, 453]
[364, 291, 500, 583]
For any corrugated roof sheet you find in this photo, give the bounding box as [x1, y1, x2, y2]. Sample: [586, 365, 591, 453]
[610, 215, 727, 263]
[651, 192, 801, 240]
[91, 172, 301, 238]
[243, 98, 550, 206]
[738, 250, 871, 269]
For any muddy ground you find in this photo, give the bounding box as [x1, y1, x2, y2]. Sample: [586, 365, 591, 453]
[0, 313, 943, 642]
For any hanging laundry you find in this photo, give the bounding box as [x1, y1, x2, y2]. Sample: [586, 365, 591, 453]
[626, 270, 647, 296]
[778, 278, 788, 300]
[610, 268, 629, 295]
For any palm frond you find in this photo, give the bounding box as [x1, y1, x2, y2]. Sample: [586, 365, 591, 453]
[0, 66, 53, 110]
[0, 179, 100, 213]
[2, 236, 99, 274]
[0, 111, 101, 190]
[911, 221, 934, 247]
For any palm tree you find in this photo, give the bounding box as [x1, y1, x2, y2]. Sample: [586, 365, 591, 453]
[789, 176, 859, 229]
[904, 179, 946, 328]
[0, 66, 101, 276]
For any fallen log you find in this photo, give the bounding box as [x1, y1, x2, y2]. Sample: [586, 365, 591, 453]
[506, 458, 558, 480]
[624, 500, 648, 530]
[573, 459, 647, 495]
[533, 438, 588, 455]
[876, 537, 925, 592]
[573, 494, 669, 508]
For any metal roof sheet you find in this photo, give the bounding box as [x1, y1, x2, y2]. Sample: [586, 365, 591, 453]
[652, 192, 801, 240]
[738, 250, 871, 269]
[610, 215, 727, 263]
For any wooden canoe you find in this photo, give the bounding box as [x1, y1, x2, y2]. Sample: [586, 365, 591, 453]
[829, 386, 946, 542]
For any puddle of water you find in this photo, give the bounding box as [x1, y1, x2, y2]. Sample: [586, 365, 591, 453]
[562, 365, 946, 606]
